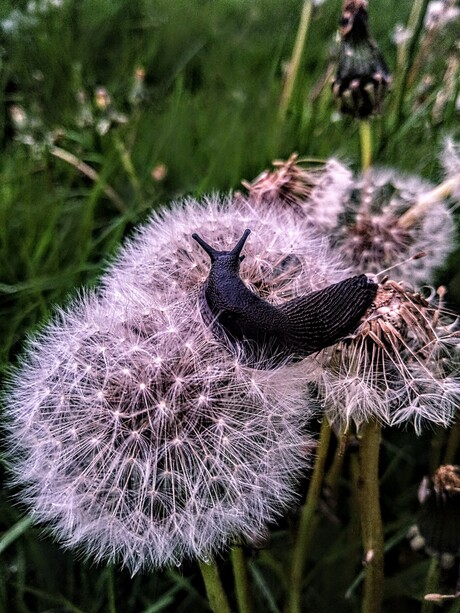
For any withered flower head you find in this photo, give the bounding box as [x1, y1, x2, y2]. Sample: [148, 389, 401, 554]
[410, 465, 460, 566]
[319, 279, 460, 432]
[242, 154, 353, 231]
[332, 0, 392, 118]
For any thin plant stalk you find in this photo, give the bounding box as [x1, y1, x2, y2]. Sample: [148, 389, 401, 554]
[323, 429, 350, 504]
[278, 0, 313, 122]
[394, 0, 424, 80]
[0, 515, 33, 555]
[357, 421, 384, 613]
[429, 427, 447, 473]
[231, 546, 252, 613]
[443, 419, 460, 465]
[50, 146, 127, 213]
[420, 557, 440, 613]
[106, 567, 116, 613]
[397, 173, 460, 228]
[359, 120, 372, 173]
[198, 559, 232, 613]
[288, 418, 332, 613]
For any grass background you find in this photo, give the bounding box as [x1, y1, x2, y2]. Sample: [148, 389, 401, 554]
[0, 0, 459, 611]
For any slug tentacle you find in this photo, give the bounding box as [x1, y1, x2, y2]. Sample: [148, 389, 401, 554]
[193, 230, 378, 364]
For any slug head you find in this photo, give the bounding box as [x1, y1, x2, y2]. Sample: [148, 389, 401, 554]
[192, 229, 249, 272]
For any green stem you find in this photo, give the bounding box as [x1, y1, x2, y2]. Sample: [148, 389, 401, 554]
[357, 421, 384, 613]
[324, 429, 349, 504]
[429, 427, 446, 474]
[198, 559, 232, 613]
[420, 557, 440, 613]
[288, 418, 332, 613]
[359, 120, 372, 172]
[443, 418, 460, 466]
[231, 546, 252, 613]
[278, 0, 313, 122]
[106, 567, 116, 613]
[0, 515, 33, 555]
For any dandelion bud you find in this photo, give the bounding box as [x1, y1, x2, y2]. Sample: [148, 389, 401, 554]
[332, 0, 391, 118]
[408, 465, 460, 571]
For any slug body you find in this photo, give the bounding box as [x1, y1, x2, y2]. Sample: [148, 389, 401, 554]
[193, 229, 378, 363]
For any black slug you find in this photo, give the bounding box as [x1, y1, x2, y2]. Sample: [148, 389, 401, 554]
[193, 229, 378, 363]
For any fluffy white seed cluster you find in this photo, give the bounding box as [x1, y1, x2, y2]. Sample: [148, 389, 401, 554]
[329, 168, 454, 285]
[244, 156, 454, 286]
[318, 280, 460, 433]
[6, 194, 353, 574]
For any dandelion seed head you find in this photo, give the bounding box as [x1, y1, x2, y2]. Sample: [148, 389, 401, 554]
[333, 168, 454, 285]
[102, 193, 350, 310]
[411, 465, 460, 562]
[319, 280, 460, 432]
[5, 193, 361, 573]
[6, 291, 315, 573]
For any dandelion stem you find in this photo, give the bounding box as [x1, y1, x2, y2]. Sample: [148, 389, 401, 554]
[288, 418, 332, 613]
[443, 418, 460, 465]
[324, 429, 350, 504]
[113, 134, 143, 202]
[397, 173, 460, 228]
[421, 557, 440, 613]
[231, 546, 252, 613]
[0, 515, 33, 555]
[278, 0, 313, 122]
[106, 567, 116, 613]
[357, 421, 384, 613]
[198, 559, 232, 613]
[359, 120, 372, 172]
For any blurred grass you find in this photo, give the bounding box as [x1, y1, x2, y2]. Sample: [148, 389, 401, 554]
[0, 0, 459, 611]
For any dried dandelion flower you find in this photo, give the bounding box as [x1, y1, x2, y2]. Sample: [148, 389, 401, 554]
[244, 158, 455, 286]
[243, 154, 353, 231]
[318, 279, 460, 432]
[5, 194, 372, 573]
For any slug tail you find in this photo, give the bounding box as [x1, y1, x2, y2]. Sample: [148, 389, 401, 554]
[281, 275, 378, 355]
